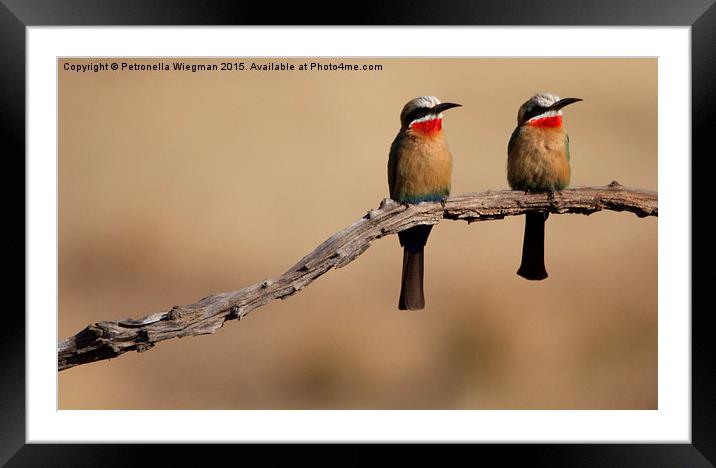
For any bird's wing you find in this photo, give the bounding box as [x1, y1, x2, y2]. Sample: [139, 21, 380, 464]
[565, 133, 571, 161]
[507, 126, 521, 155]
[387, 136, 400, 199]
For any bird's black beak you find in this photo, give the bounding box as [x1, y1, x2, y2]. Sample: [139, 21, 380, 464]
[548, 97, 583, 111]
[432, 102, 462, 114]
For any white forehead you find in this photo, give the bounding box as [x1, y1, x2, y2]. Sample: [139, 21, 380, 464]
[402, 95, 441, 115]
[530, 92, 560, 107]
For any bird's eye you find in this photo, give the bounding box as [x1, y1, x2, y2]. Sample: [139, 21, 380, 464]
[406, 108, 431, 124]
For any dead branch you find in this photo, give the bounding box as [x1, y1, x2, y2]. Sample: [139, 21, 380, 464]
[58, 182, 657, 371]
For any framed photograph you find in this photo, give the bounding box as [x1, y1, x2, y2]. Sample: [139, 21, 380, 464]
[8, 0, 710, 464]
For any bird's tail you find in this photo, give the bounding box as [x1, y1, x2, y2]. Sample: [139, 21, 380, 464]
[517, 211, 549, 280]
[398, 225, 432, 310]
[399, 247, 425, 310]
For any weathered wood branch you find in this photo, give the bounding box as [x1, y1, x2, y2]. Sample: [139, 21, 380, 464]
[58, 182, 657, 371]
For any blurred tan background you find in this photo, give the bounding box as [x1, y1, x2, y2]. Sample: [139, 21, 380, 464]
[58, 58, 657, 409]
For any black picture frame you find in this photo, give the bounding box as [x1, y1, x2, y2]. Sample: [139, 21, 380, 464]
[5, 0, 710, 465]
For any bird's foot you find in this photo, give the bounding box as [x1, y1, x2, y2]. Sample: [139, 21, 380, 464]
[440, 198, 447, 208]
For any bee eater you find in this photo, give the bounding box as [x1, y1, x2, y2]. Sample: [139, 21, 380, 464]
[507, 92, 582, 280]
[388, 96, 461, 309]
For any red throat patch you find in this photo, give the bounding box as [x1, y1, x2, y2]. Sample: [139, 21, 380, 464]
[410, 118, 443, 134]
[528, 115, 563, 128]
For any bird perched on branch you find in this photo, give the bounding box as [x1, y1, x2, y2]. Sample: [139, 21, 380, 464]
[507, 92, 582, 280]
[388, 96, 462, 309]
